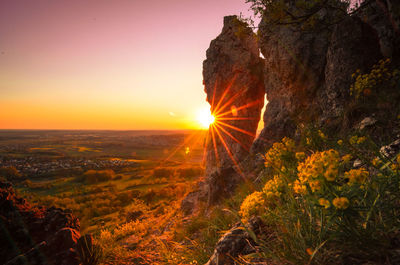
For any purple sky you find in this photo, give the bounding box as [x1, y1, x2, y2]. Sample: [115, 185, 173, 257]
[0, 0, 257, 129]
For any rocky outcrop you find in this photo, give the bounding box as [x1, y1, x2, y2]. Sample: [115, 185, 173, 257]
[0, 181, 81, 265]
[252, 10, 332, 152]
[252, 1, 400, 153]
[202, 16, 265, 204]
[199, 1, 400, 208]
[205, 217, 264, 265]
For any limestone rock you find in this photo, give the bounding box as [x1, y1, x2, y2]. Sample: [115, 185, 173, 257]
[205, 217, 263, 265]
[252, 4, 384, 153]
[358, 117, 378, 130]
[203, 15, 265, 204]
[321, 16, 381, 129]
[252, 11, 331, 153]
[380, 138, 400, 158]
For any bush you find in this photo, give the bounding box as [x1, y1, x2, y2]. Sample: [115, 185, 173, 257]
[0, 166, 21, 180]
[240, 136, 400, 264]
[83, 170, 115, 184]
[152, 168, 173, 179]
[176, 167, 204, 179]
[124, 199, 148, 222]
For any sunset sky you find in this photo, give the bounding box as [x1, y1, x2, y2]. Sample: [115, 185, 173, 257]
[0, 0, 258, 130]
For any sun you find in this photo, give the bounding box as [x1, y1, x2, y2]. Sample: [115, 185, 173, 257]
[196, 108, 215, 129]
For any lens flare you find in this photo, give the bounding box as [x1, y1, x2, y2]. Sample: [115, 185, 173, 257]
[196, 108, 215, 129]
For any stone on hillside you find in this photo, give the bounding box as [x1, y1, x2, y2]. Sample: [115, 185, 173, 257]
[205, 217, 264, 265]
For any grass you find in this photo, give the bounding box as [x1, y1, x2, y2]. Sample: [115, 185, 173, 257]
[17, 162, 202, 236]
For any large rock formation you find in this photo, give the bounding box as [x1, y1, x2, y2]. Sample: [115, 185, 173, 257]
[199, 1, 400, 208]
[0, 181, 81, 265]
[203, 16, 265, 204]
[253, 0, 399, 152]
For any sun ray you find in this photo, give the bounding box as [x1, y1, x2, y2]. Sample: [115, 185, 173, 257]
[212, 74, 238, 113]
[213, 124, 244, 176]
[210, 125, 220, 163]
[215, 99, 263, 118]
[214, 88, 244, 116]
[216, 117, 259, 121]
[156, 130, 202, 168]
[202, 128, 211, 165]
[214, 122, 250, 152]
[210, 78, 218, 111]
[215, 120, 256, 137]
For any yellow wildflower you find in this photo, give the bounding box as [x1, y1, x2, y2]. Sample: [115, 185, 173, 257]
[263, 175, 284, 197]
[357, 136, 367, 144]
[297, 149, 340, 186]
[293, 180, 307, 194]
[397, 154, 400, 164]
[318, 198, 330, 209]
[372, 157, 381, 167]
[309, 180, 321, 192]
[332, 197, 350, 209]
[342, 154, 352, 163]
[349, 136, 358, 145]
[239, 192, 265, 220]
[337, 140, 343, 145]
[264, 138, 295, 170]
[345, 168, 369, 184]
[318, 130, 327, 140]
[324, 166, 338, 181]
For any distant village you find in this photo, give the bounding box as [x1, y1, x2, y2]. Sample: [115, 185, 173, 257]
[0, 156, 138, 177]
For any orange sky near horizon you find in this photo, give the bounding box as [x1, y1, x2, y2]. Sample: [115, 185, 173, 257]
[0, 0, 259, 130]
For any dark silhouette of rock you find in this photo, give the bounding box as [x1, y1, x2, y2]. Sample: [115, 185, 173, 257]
[203, 15, 265, 204]
[360, 0, 400, 61]
[0, 180, 81, 265]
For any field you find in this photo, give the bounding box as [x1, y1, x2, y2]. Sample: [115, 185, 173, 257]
[0, 130, 206, 234]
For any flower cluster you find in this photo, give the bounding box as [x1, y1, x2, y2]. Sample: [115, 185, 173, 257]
[296, 150, 340, 192]
[344, 168, 369, 184]
[264, 137, 296, 171]
[350, 58, 400, 99]
[349, 135, 367, 145]
[318, 198, 330, 209]
[239, 191, 265, 220]
[263, 175, 285, 198]
[332, 197, 350, 209]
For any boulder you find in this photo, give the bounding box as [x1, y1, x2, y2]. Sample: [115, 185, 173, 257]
[205, 217, 264, 265]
